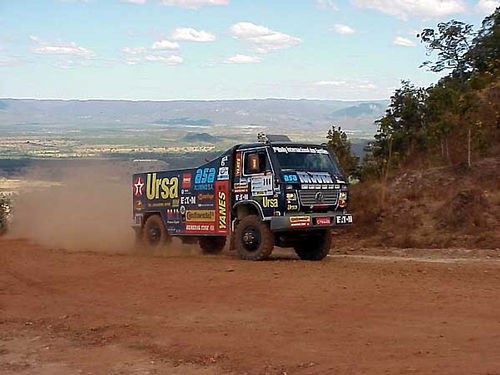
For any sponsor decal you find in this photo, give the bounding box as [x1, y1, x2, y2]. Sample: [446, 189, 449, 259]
[283, 174, 298, 183]
[286, 192, 297, 200]
[134, 200, 143, 211]
[273, 146, 329, 154]
[235, 153, 242, 176]
[186, 210, 215, 222]
[234, 181, 248, 193]
[198, 193, 214, 201]
[316, 217, 331, 226]
[251, 175, 273, 196]
[182, 173, 192, 189]
[215, 181, 229, 234]
[194, 167, 216, 190]
[287, 204, 299, 211]
[134, 214, 143, 226]
[338, 192, 348, 208]
[217, 167, 229, 181]
[180, 196, 196, 205]
[220, 155, 229, 167]
[290, 215, 311, 228]
[133, 177, 145, 198]
[146, 173, 179, 200]
[195, 168, 216, 184]
[296, 171, 333, 184]
[262, 197, 278, 208]
[235, 193, 249, 201]
[166, 208, 181, 224]
[147, 201, 178, 208]
[335, 215, 353, 225]
[185, 223, 215, 233]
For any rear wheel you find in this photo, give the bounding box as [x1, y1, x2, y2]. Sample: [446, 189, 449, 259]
[142, 215, 170, 250]
[294, 230, 332, 261]
[234, 215, 274, 260]
[199, 236, 226, 254]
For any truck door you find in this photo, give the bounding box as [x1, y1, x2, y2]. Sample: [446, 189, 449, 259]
[233, 148, 278, 219]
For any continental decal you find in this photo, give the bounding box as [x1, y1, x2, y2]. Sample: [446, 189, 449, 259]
[146, 173, 179, 200]
[218, 190, 227, 229]
[185, 210, 215, 222]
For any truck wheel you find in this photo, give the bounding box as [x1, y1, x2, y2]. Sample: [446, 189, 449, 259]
[199, 236, 226, 254]
[234, 215, 274, 260]
[294, 230, 332, 261]
[142, 215, 169, 249]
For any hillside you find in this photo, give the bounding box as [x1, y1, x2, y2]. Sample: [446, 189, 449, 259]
[0, 98, 388, 136]
[339, 157, 500, 249]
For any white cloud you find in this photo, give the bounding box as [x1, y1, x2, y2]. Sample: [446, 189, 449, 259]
[393, 36, 416, 47]
[224, 54, 261, 64]
[315, 79, 376, 90]
[151, 40, 180, 50]
[316, 80, 347, 86]
[170, 27, 216, 42]
[144, 55, 184, 65]
[476, 0, 500, 14]
[30, 35, 95, 58]
[333, 24, 356, 34]
[160, 0, 228, 9]
[0, 56, 25, 67]
[121, 47, 148, 55]
[351, 0, 466, 19]
[120, 0, 147, 3]
[315, 0, 339, 11]
[230, 22, 302, 53]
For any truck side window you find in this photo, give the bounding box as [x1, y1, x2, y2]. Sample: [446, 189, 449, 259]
[244, 151, 269, 175]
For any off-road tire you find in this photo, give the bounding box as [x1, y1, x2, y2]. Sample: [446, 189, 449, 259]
[294, 230, 332, 261]
[142, 215, 170, 250]
[234, 215, 274, 261]
[199, 236, 226, 254]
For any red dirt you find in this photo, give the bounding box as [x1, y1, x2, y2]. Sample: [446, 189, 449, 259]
[1, 239, 500, 375]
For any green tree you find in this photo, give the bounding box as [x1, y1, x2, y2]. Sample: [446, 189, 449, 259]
[419, 20, 475, 88]
[326, 126, 358, 177]
[468, 7, 500, 74]
[373, 81, 428, 167]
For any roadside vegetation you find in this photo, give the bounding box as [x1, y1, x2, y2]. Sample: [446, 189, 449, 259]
[328, 8, 500, 249]
[0, 195, 11, 235]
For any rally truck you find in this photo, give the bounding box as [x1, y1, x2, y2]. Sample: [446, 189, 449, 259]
[132, 134, 352, 261]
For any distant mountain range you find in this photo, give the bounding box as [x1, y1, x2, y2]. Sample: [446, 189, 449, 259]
[0, 98, 389, 136]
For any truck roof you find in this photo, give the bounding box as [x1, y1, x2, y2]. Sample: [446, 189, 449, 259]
[236, 142, 327, 150]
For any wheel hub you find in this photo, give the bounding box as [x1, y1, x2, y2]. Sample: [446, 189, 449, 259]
[241, 226, 261, 252]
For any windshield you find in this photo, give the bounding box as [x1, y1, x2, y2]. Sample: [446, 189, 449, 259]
[272, 146, 340, 175]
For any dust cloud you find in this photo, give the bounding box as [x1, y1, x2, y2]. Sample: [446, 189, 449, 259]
[9, 164, 135, 252]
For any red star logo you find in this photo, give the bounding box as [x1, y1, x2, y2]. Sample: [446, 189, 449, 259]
[133, 177, 144, 198]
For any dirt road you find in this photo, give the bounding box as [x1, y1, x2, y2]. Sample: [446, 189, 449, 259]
[1, 239, 499, 375]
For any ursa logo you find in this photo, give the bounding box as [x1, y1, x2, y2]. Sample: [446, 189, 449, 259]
[146, 173, 179, 200]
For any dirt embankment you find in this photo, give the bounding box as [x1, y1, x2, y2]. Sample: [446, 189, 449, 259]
[341, 157, 500, 249]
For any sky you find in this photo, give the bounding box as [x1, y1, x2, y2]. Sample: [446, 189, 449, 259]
[0, 0, 498, 101]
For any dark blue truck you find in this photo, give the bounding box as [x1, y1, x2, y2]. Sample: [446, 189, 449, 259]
[132, 134, 352, 260]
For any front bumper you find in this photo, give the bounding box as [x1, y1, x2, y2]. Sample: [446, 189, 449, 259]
[270, 213, 353, 232]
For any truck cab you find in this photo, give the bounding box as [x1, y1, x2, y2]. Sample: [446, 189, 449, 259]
[132, 134, 352, 260]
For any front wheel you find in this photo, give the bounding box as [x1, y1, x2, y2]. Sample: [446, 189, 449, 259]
[294, 230, 332, 261]
[234, 215, 274, 260]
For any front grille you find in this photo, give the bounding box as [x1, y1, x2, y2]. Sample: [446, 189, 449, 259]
[298, 190, 339, 206]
